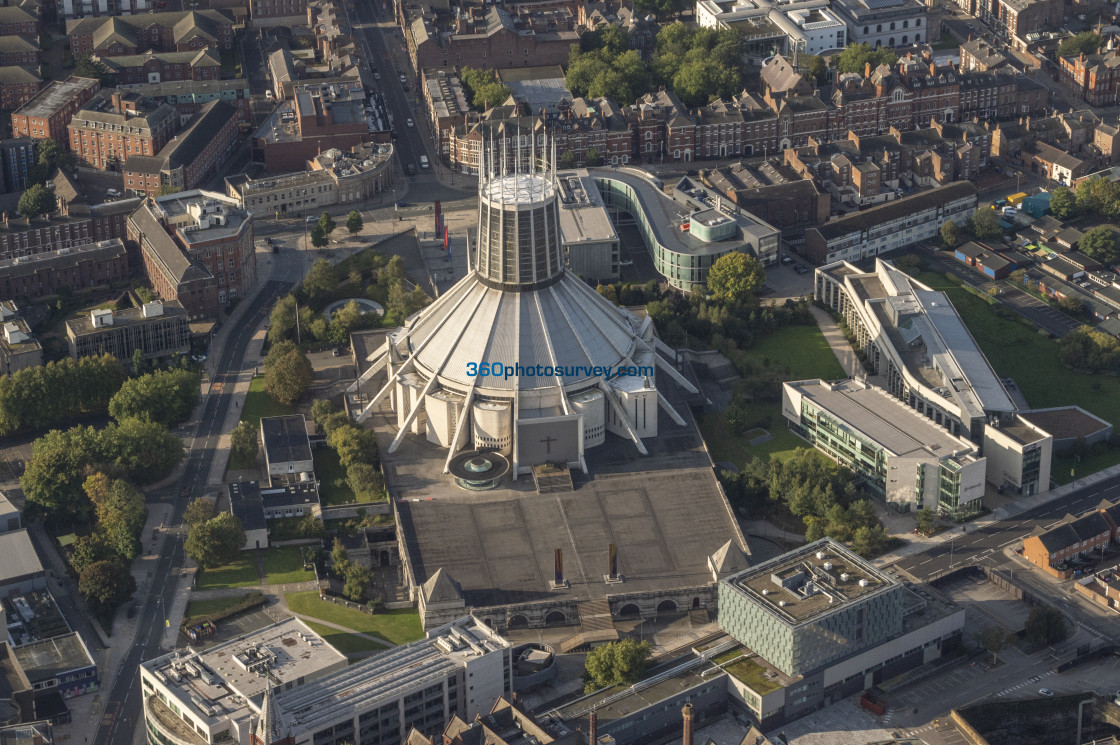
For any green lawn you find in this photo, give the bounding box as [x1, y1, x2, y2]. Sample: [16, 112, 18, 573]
[701, 324, 845, 468]
[713, 649, 782, 694]
[314, 447, 379, 505]
[304, 621, 388, 655]
[915, 272, 1120, 478]
[185, 594, 252, 619]
[195, 556, 260, 590]
[262, 546, 316, 584]
[286, 591, 424, 645]
[241, 375, 295, 430]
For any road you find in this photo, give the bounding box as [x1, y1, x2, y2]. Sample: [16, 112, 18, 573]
[92, 277, 293, 745]
[895, 474, 1120, 583]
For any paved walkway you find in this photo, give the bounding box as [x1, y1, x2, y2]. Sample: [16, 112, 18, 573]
[810, 305, 863, 378]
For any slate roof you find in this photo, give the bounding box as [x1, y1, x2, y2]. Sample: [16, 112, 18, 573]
[1032, 511, 1111, 554]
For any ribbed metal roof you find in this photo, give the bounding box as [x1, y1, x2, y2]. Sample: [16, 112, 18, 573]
[406, 271, 643, 393]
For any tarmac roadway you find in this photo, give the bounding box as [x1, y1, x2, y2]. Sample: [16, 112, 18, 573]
[895, 474, 1120, 583]
[92, 278, 293, 745]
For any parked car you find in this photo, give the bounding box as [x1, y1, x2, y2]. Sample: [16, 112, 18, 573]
[1039, 688, 1054, 697]
[619, 259, 633, 266]
[265, 90, 274, 100]
[106, 188, 121, 197]
[332, 347, 345, 357]
[781, 256, 795, 265]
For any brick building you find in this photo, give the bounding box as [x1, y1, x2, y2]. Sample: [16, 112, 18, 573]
[1022, 510, 1111, 577]
[959, 38, 1008, 72]
[1060, 49, 1120, 107]
[66, 10, 236, 58]
[94, 49, 222, 86]
[251, 0, 307, 19]
[0, 37, 40, 67]
[126, 190, 255, 317]
[0, 6, 40, 36]
[0, 68, 43, 113]
[10, 76, 101, 144]
[251, 84, 372, 171]
[123, 100, 238, 195]
[979, 0, 1061, 40]
[0, 239, 129, 302]
[408, 6, 578, 71]
[69, 90, 179, 171]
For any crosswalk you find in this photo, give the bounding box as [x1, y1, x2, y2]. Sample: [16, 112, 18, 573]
[993, 671, 1053, 698]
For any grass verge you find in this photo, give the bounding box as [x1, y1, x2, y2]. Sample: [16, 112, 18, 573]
[304, 621, 388, 655]
[262, 546, 316, 584]
[285, 591, 423, 644]
[195, 556, 260, 591]
[241, 375, 295, 430]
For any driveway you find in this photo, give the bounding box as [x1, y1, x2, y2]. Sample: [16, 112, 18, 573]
[998, 286, 1084, 337]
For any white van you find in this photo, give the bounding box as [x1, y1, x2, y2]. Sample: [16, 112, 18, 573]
[419, 156, 429, 169]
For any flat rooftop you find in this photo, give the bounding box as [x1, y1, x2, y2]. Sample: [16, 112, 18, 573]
[275, 618, 508, 733]
[1020, 406, 1112, 441]
[555, 171, 618, 245]
[14, 77, 98, 119]
[66, 300, 186, 336]
[0, 530, 42, 583]
[142, 618, 348, 728]
[391, 382, 748, 608]
[153, 192, 250, 246]
[261, 415, 312, 465]
[787, 379, 978, 459]
[724, 539, 900, 626]
[11, 633, 93, 683]
[995, 417, 1050, 446]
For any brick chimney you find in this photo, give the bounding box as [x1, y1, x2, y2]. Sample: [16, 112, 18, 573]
[682, 704, 694, 745]
[589, 709, 597, 745]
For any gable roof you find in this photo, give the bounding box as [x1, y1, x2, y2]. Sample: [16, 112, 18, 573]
[1033, 511, 1111, 553]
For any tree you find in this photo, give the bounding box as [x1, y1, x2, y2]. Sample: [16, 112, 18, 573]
[803, 54, 827, 84]
[263, 344, 312, 405]
[327, 424, 378, 469]
[109, 368, 201, 426]
[459, 67, 513, 109]
[103, 417, 183, 485]
[311, 399, 339, 428]
[940, 219, 960, 248]
[1059, 328, 1120, 371]
[183, 497, 218, 528]
[725, 394, 749, 433]
[851, 524, 890, 557]
[17, 183, 56, 219]
[673, 55, 740, 107]
[331, 537, 350, 570]
[230, 420, 259, 465]
[347, 462, 384, 500]
[835, 43, 897, 74]
[969, 208, 1002, 240]
[634, 0, 688, 20]
[916, 508, 935, 535]
[1058, 31, 1103, 58]
[303, 258, 339, 305]
[583, 639, 653, 692]
[21, 425, 103, 524]
[1049, 186, 1077, 219]
[975, 625, 1008, 664]
[1024, 606, 1068, 646]
[1058, 295, 1087, 317]
[89, 476, 146, 560]
[328, 300, 366, 345]
[185, 513, 246, 569]
[707, 252, 766, 304]
[346, 210, 363, 235]
[1077, 225, 1120, 265]
[310, 224, 329, 248]
[30, 139, 78, 184]
[73, 55, 113, 86]
[342, 563, 371, 602]
[318, 211, 336, 235]
[79, 559, 136, 618]
[131, 347, 145, 377]
[1010, 268, 1027, 285]
[70, 533, 112, 575]
[268, 294, 299, 345]
[0, 354, 127, 436]
[585, 148, 603, 167]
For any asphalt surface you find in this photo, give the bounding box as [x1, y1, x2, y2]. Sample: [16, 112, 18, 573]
[92, 278, 293, 745]
[895, 474, 1120, 583]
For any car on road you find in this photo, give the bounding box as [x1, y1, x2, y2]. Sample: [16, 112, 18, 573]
[406, 118, 414, 128]
[396, 201, 408, 208]
[265, 90, 274, 100]
[406, 163, 416, 175]
[373, 72, 381, 80]
[1039, 688, 1054, 697]
[795, 264, 809, 274]
[619, 259, 633, 266]
[781, 256, 795, 265]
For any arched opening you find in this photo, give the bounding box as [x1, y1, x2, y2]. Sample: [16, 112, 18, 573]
[544, 611, 567, 626]
[888, 38, 894, 46]
[378, 550, 390, 567]
[719, 145, 727, 157]
[508, 615, 529, 629]
[914, 33, 920, 43]
[483, 618, 494, 628]
[902, 35, 907, 44]
[657, 600, 678, 613]
[743, 145, 753, 156]
[619, 603, 641, 618]
[692, 596, 701, 608]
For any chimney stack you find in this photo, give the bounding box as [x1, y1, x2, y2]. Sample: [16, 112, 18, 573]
[589, 709, 597, 745]
[682, 704, 694, 745]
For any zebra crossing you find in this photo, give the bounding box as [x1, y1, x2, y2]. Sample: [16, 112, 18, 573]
[994, 671, 1053, 698]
